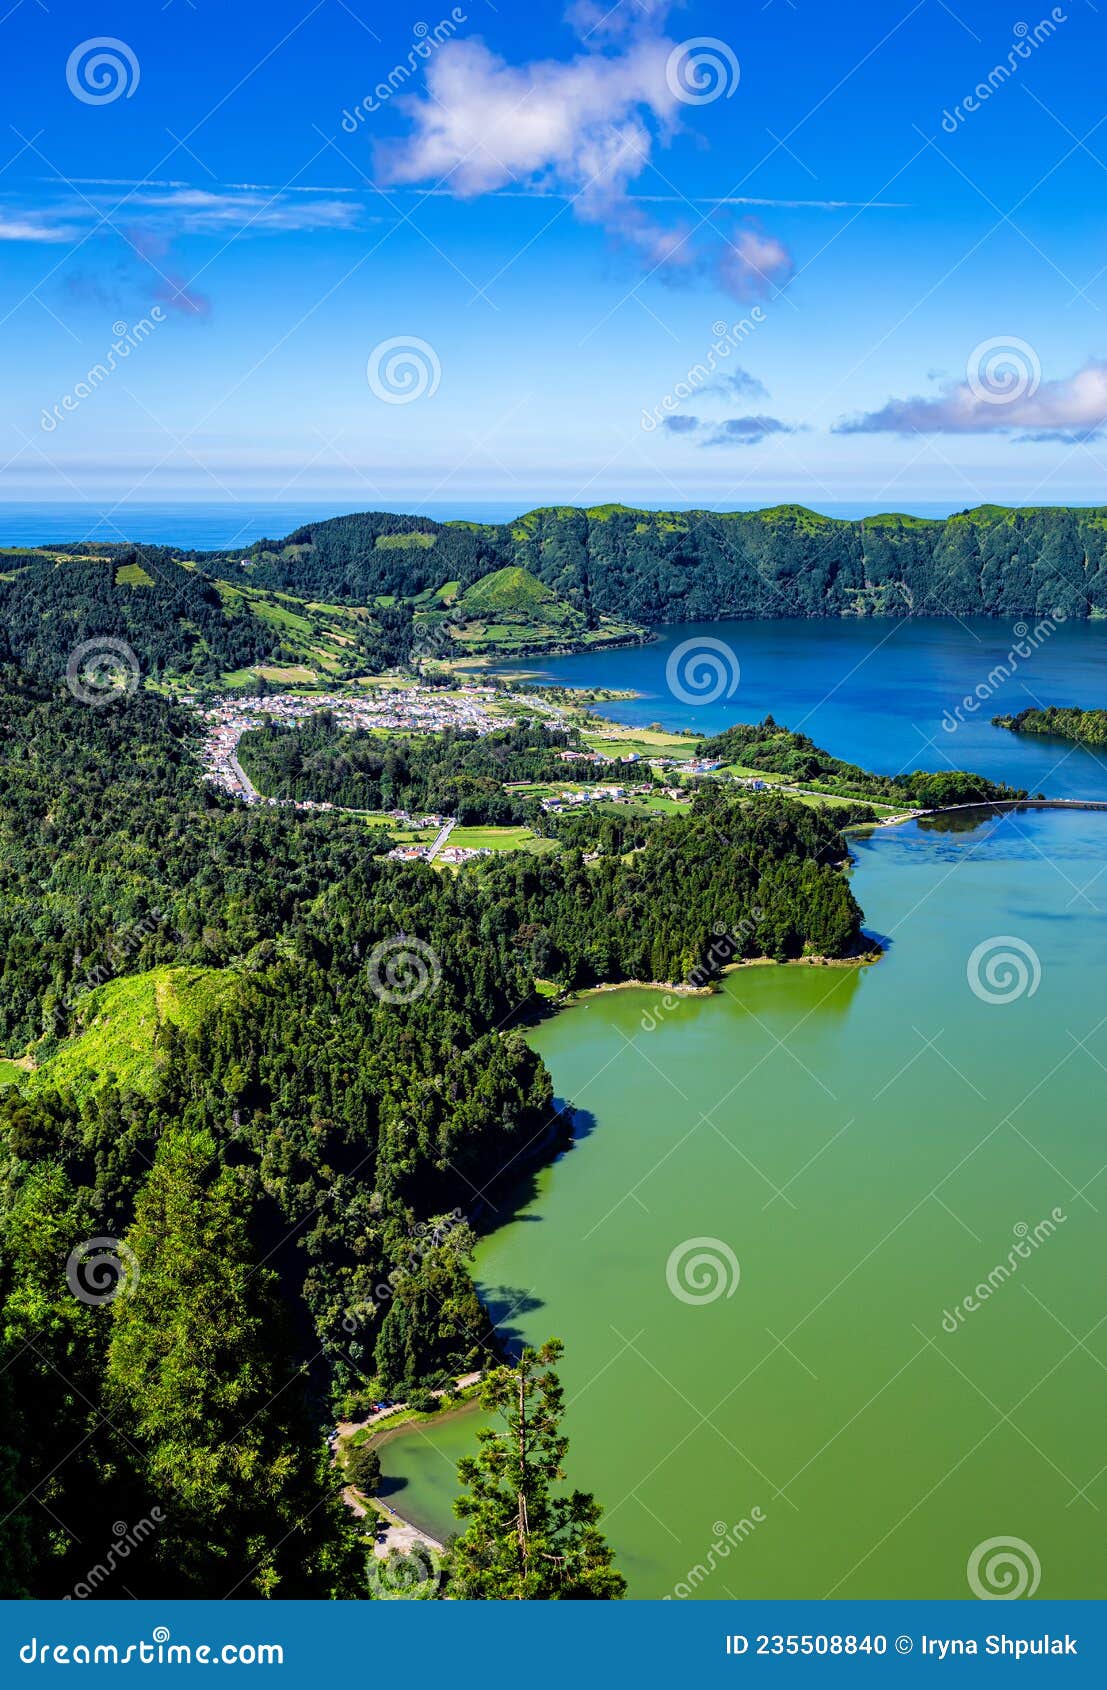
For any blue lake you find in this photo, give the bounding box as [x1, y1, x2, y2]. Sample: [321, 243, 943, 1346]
[494, 617, 1107, 800]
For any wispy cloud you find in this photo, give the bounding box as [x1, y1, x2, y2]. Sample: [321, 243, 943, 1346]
[375, 6, 795, 301]
[124, 189, 362, 234]
[711, 368, 769, 400]
[836, 357, 1107, 439]
[398, 187, 907, 209]
[663, 412, 794, 446]
[9, 181, 368, 244]
[0, 214, 80, 243]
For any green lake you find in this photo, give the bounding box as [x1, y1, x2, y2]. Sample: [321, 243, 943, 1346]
[381, 807, 1107, 1599]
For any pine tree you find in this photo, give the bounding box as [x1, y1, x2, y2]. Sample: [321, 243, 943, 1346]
[106, 1127, 358, 1597]
[449, 1340, 625, 1599]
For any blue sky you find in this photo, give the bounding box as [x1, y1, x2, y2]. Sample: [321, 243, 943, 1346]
[3, 0, 1107, 512]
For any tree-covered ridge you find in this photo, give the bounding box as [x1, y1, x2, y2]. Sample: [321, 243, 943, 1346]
[0, 537, 645, 691]
[0, 543, 422, 689]
[993, 705, 1107, 745]
[0, 547, 271, 684]
[209, 502, 1107, 623]
[0, 664, 865, 1597]
[698, 716, 1027, 808]
[235, 714, 627, 822]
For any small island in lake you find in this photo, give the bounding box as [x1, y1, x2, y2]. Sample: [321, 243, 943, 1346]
[994, 705, 1107, 746]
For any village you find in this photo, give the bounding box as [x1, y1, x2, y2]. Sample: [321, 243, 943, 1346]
[195, 683, 560, 805]
[191, 686, 772, 866]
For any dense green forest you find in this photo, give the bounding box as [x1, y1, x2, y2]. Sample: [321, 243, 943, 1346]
[698, 716, 1028, 808]
[202, 502, 1107, 623]
[7, 501, 1100, 701]
[236, 715, 629, 822]
[0, 663, 865, 1598]
[0, 547, 271, 683]
[993, 705, 1107, 745]
[0, 544, 416, 687]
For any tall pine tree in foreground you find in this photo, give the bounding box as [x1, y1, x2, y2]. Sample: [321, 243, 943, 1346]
[449, 1340, 625, 1599]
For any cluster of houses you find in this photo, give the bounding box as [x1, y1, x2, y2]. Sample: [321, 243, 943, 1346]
[196, 686, 541, 802]
[193, 689, 770, 836]
[541, 782, 652, 813]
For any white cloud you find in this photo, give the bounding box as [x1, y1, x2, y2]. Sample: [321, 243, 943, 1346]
[127, 189, 362, 234]
[376, 36, 678, 200]
[375, 16, 794, 301]
[717, 228, 794, 299]
[838, 357, 1107, 438]
[0, 216, 78, 243]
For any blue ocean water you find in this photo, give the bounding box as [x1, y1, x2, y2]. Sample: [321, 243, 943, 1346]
[0, 499, 1034, 550]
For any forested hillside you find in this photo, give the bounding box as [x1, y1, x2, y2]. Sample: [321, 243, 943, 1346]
[0, 544, 413, 687]
[236, 715, 625, 822]
[0, 663, 864, 1597]
[212, 502, 1107, 623]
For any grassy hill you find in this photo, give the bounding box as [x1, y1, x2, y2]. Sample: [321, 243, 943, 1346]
[27, 966, 249, 1100]
[414, 564, 645, 658]
[460, 565, 559, 616]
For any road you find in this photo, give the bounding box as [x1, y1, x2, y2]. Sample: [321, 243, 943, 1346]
[228, 750, 260, 802]
[425, 818, 456, 860]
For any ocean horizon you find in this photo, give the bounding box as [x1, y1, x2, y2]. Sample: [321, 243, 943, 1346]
[0, 498, 1096, 551]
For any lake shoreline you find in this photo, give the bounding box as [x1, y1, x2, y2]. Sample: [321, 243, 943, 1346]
[571, 950, 882, 1003]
